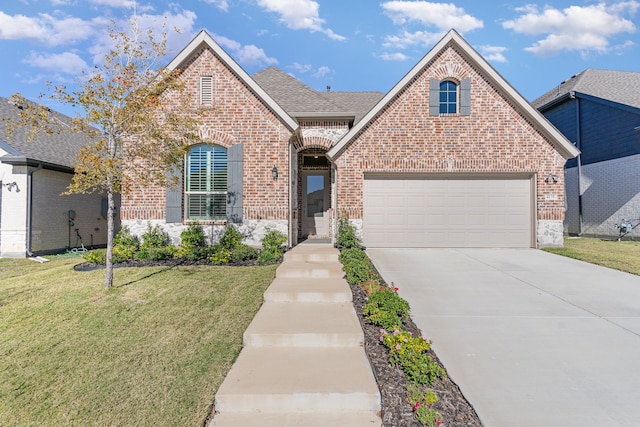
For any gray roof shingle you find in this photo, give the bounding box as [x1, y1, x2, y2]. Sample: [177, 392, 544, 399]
[0, 96, 92, 169]
[252, 67, 383, 124]
[532, 69, 640, 110]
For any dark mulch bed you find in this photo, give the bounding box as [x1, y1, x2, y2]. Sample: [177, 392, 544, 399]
[73, 257, 272, 272]
[350, 282, 482, 426]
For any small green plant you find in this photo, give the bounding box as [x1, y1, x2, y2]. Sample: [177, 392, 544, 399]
[380, 328, 444, 386]
[178, 223, 208, 261]
[219, 225, 243, 250]
[406, 384, 442, 426]
[363, 286, 410, 330]
[113, 226, 140, 261]
[258, 229, 287, 264]
[231, 244, 259, 263]
[83, 248, 128, 265]
[335, 217, 362, 249]
[209, 245, 232, 265]
[140, 223, 171, 249]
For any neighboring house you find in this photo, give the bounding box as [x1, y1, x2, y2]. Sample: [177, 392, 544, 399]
[121, 29, 579, 249]
[0, 97, 118, 257]
[533, 69, 640, 238]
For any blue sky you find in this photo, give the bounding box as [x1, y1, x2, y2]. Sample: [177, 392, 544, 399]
[1, 0, 638, 117]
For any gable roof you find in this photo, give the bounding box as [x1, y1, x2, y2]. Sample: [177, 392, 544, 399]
[0, 97, 91, 171]
[166, 31, 298, 132]
[327, 29, 580, 160]
[532, 69, 640, 111]
[252, 67, 383, 124]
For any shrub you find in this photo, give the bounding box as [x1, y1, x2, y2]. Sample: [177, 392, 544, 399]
[380, 328, 444, 387]
[338, 247, 367, 264]
[134, 246, 176, 261]
[363, 286, 410, 330]
[178, 223, 208, 261]
[83, 248, 128, 265]
[140, 223, 171, 249]
[219, 225, 243, 251]
[113, 226, 140, 261]
[209, 244, 232, 265]
[335, 217, 362, 249]
[231, 244, 259, 263]
[406, 385, 442, 427]
[258, 229, 287, 264]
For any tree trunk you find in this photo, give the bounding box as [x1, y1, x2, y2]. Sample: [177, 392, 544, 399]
[104, 188, 115, 290]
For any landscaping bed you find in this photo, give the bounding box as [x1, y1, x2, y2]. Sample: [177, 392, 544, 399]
[351, 281, 481, 426]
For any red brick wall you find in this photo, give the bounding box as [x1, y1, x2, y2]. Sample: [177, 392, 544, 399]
[334, 46, 567, 222]
[121, 46, 292, 222]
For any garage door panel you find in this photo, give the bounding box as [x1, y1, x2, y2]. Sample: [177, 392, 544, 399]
[364, 176, 532, 248]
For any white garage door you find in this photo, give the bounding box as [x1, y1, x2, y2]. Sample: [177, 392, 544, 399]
[363, 175, 533, 248]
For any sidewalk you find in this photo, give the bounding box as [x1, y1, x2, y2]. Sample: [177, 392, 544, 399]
[209, 242, 381, 426]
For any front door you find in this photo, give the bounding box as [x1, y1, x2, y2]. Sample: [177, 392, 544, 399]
[302, 171, 330, 238]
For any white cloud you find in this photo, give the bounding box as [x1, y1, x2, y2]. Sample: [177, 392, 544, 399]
[256, 0, 346, 40]
[22, 51, 89, 74]
[0, 11, 96, 46]
[383, 30, 441, 49]
[478, 45, 508, 63]
[313, 66, 331, 78]
[214, 34, 279, 67]
[380, 52, 409, 61]
[502, 2, 639, 56]
[88, 0, 138, 8]
[291, 62, 313, 73]
[381, 1, 483, 32]
[201, 0, 229, 11]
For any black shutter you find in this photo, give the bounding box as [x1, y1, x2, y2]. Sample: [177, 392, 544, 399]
[166, 164, 183, 223]
[460, 78, 471, 116]
[226, 143, 243, 223]
[429, 78, 440, 116]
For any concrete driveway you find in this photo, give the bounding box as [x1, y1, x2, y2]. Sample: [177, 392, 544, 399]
[366, 248, 640, 427]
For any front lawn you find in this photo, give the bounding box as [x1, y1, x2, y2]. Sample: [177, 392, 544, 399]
[544, 237, 640, 276]
[0, 257, 276, 426]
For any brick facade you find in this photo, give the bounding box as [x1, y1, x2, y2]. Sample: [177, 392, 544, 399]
[333, 46, 567, 246]
[121, 45, 293, 238]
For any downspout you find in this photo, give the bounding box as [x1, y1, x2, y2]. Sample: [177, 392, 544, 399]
[26, 163, 43, 256]
[573, 92, 583, 236]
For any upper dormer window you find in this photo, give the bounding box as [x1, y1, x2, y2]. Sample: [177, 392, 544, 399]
[200, 76, 213, 106]
[430, 78, 471, 116]
[439, 80, 458, 114]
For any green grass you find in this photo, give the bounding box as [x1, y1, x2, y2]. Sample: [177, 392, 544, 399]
[0, 257, 277, 426]
[544, 237, 640, 276]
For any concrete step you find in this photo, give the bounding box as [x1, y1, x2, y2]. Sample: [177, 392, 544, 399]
[210, 411, 382, 427]
[284, 243, 339, 263]
[264, 277, 352, 303]
[276, 260, 345, 279]
[243, 301, 363, 347]
[214, 346, 380, 414]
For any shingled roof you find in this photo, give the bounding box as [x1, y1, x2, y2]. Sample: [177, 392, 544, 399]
[532, 69, 640, 110]
[0, 96, 93, 170]
[252, 66, 384, 124]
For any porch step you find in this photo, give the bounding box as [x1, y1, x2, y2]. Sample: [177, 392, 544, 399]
[275, 260, 344, 279]
[243, 301, 363, 347]
[264, 277, 352, 303]
[284, 244, 339, 263]
[214, 346, 380, 414]
[210, 411, 382, 426]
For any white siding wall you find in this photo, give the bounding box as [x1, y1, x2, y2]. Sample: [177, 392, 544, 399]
[0, 163, 29, 257]
[565, 154, 640, 238]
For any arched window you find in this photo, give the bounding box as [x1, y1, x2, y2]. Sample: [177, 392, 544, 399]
[439, 80, 458, 114]
[185, 144, 227, 220]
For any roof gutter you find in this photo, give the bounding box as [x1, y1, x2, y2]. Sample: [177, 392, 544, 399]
[26, 163, 43, 257]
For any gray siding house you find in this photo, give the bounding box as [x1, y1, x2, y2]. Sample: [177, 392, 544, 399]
[532, 69, 640, 239]
[0, 96, 119, 257]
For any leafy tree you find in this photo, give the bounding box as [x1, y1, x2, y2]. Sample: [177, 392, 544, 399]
[8, 18, 201, 289]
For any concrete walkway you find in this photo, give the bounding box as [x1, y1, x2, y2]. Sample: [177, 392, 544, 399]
[367, 248, 640, 427]
[209, 242, 381, 426]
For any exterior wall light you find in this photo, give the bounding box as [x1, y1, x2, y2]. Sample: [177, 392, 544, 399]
[271, 165, 278, 180]
[2, 181, 19, 192]
[545, 174, 558, 184]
